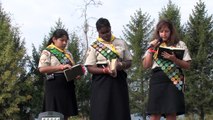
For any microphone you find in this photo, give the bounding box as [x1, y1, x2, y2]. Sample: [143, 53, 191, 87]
[147, 38, 163, 49]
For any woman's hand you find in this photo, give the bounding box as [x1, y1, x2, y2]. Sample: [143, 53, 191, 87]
[59, 64, 72, 70]
[116, 61, 128, 70]
[75, 75, 81, 80]
[103, 66, 117, 77]
[39, 64, 72, 74]
[116, 61, 123, 70]
[161, 51, 191, 69]
[104, 66, 113, 74]
[161, 51, 177, 61]
[149, 39, 162, 49]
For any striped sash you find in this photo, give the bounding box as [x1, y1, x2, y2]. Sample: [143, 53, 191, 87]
[91, 41, 119, 60]
[153, 44, 185, 92]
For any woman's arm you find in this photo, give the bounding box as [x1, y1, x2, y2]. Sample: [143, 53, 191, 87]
[142, 39, 161, 69]
[173, 58, 191, 69]
[39, 64, 72, 74]
[142, 51, 154, 69]
[87, 65, 111, 74]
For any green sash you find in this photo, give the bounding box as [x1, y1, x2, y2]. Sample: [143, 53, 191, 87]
[153, 50, 185, 91]
[46, 47, 71, 64]
[91, 41, 119, 60]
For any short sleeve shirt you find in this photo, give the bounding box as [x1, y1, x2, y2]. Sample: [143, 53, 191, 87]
[38, 49, 74, 69]
[143, 41, 192, 69]
[84, 38, 132, 66]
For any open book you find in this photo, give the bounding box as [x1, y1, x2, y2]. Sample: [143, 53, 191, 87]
[63, 64, 85, 81]
[157, 46, 185, 60]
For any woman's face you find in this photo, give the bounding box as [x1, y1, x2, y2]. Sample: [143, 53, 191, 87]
[159, 25, 171, 42]
[53, 35, 68, 50]
[98, 26, 111, 41]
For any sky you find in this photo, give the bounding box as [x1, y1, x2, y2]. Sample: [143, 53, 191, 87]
[0, 0, 213, 55]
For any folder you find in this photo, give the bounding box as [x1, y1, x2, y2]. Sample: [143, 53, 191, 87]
[157, 46, 185, 60]
[63, 64, 85, 81]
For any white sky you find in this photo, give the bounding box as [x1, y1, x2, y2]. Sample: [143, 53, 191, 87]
[0, 0, 213, 55]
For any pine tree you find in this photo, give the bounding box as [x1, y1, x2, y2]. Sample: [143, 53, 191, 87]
[68, 32, 81, 62]
[68, 32, 90, 119]
[22, 45, 44, 119]
[159, 0, 184, 40]
[184, 0, 213, 119]
[122, 8, 154, 119]
[0, 4, 31, 119]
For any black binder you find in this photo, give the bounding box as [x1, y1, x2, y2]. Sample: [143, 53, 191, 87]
[157, 46, 185, 60]
[63, 64, 84, 81]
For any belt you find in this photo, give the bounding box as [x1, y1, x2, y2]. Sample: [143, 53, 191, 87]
[46, 73, 64, 80]
[97, 64, 108, 68]
[54, 73, 64, 76]
[152, 67, 162, 73]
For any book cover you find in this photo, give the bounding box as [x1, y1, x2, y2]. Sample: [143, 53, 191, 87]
[63, 64, 85, 81]
[157, 46, 185, 60]
[109, 59, 117, 77]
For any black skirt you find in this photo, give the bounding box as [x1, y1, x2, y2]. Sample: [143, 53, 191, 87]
[90, 69, 131, 120]
[43, 73, 78, 116]
[147, 67, 185, 116]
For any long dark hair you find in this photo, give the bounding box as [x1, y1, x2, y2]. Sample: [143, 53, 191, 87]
[47, 29, 69, 46]
[152, 19, 179, 46]
[96, 17, 111, 31]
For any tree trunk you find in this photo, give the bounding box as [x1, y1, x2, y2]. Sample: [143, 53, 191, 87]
[200, 107, 205, 120]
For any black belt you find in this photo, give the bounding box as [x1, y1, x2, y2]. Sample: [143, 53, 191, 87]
[152, 67, 162, 73]
[46, 73, 64, 80]
[97, 64, 108, 68]
[54, 73, 64, 76]
[152, 67, 183, 73]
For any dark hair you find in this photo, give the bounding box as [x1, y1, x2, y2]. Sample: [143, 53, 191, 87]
[152, 19, 179, 45]
[96, 17, 111, 31]
[47, 29, 69, 46]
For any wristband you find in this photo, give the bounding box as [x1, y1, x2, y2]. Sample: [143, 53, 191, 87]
[148, 48, 157, 53]
[148, 51, 153, 54]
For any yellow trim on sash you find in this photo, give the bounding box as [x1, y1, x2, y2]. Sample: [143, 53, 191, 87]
[97, 35, 120, 57]
[47, 43, 75, 65]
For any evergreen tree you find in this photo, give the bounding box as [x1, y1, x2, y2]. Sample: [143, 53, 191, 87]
[68, 32, 81, 62]
[184, 0, 213, 119]
[0, 4, 31, 119]
[122, 8, 154, 119]
[23, 45, 45, 119]
[159, 0, 184, 40]
[68, 32, 90, 119]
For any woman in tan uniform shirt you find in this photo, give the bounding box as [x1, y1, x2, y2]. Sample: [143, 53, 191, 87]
[142, 19, 191, 120]
[85, 18, 132, 120]
[38, 29, 78, 120]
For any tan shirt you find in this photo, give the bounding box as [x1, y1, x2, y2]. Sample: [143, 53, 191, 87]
[38, 49, 74, 73]
[85, 38, 132, 65]
[143, 41, 192, 69]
